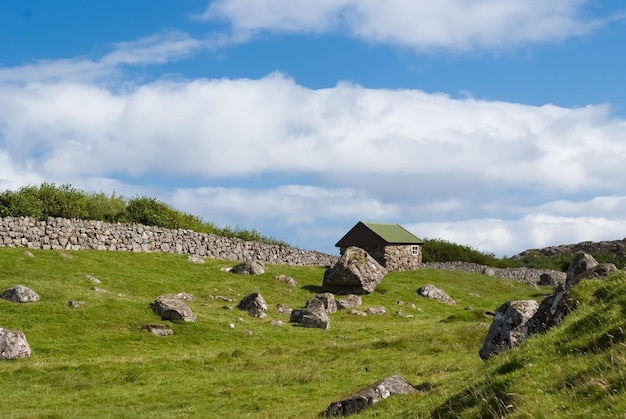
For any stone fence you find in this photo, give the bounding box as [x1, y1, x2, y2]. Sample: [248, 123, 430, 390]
[422, 261, 566, 285]
[0, 217, 338, 266]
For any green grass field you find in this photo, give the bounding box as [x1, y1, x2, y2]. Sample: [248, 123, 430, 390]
[1, 247, 624, 418]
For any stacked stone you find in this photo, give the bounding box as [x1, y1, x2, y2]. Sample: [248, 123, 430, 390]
[0, 217, 338, 267]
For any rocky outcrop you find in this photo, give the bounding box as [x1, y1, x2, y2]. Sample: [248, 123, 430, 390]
[322, 375, 418, 417]
[417, 284, 455, 305]
[151, 294, 197, 322]
[0, 216, 337, 266]
[479, 300, 539, 361]
[515, 238, 626, 259]
[0, 327, 31, 359]
[1, 285, 40, 303]
[323, 247, 387, 295]
[231, 261, 265, 275]
[237, 293, 268, 318]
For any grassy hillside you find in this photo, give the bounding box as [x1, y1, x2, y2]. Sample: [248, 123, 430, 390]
[0, 248, 624, 417]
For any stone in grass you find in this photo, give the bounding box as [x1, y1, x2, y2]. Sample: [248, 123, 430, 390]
[1, 285, 40, 303]
[0, 327, 32, 360]
[146, 324, 173, 336]
[237, 293, 268, 318]
[322, 375, 418, 417]
[151, 294, 197, 322]
[417, 284, 455, 305]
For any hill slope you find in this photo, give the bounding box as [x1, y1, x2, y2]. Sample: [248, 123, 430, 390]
[0, 248, 624, 417]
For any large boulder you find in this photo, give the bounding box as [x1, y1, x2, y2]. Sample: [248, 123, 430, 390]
[0, 327, 32, 359]
[565, 252, 598, 289]
[479, 300, 539, 361]
[237, 293, 268, 318]
[526, 285, 573, 336]
[151, 294, 197, 322]
[231, 261, 265, 275]
[1, 285, 40, 303]
[417, 284, 455, 305]
[322, 247, 387, 295]
[322, 375, 417, 417]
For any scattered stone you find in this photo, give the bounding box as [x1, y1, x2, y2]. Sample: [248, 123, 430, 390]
[210, 295, 234, 302]
[151, 294, 197, 322]
[348, 309, 367, 316]
[323, 246, 388, 295]
[305, 293, 337, 314]
[23, 250, 34, 258]
[84, 274, 101, 284]
[465, 305, 473, 311]
[270, 319, 284, 326]
[276, 303, 292, 314]
[237, 293, 268, 318]
[322, 375, 418, 417]
[468, 293, 481, 298]
[90, 287, 109, 293]
[337, 294, 362, 310]
[222, 305, 233, 310]
[417, 284, 455, 305]
[231, 261, 265, 275]
[0, 327, 32, 360]
[479, 300, 539, 361]
[228, 323, 235, 329]
[366, 307, 386, 315]
[68, 300, 85, 308]
[146, 323, 173, 336]
[300, 311, 330, 330]
[1, 285, 40, 303]
[220, 267, 233, 272]
[187, 254, 205, 264]
[274, 274, 297, 286]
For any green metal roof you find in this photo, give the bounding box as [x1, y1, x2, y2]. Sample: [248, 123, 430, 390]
[361, 222, 423, 244]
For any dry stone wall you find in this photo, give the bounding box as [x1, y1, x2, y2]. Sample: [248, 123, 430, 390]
[422, 261, 566, 284]
[0, 217, 338, 266]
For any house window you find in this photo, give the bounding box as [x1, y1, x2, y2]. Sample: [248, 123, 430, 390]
[411, 245, 419, 256]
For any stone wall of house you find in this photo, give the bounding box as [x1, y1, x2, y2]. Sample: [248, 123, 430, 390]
[384, 245, 422, 272]
[421, 261, 566, 284]
[0, 217, 338, 266]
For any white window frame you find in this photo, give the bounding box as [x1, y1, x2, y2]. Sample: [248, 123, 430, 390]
[411, 245, 420, 256]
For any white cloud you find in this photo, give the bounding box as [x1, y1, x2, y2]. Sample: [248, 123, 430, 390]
[200, 0, 602, 50]
[3, 73, 624, 197]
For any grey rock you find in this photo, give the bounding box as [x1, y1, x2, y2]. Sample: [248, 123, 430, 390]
[323, 247, 387, 295]
[84, 274, 101, 284]
[366, 307, 386, 315]
[305, 293, 337, 314]
[337, 294, 363, 310]
[1, 285, 40, 303]
[68, 300, 85, 308]
[187, 254, 205, 264]
[527, 286, 573, 336]
[237, 293, 268, 318]
[0, 327, 31, 359]
[151, 294, 197, 322]
[231, 261, 265, 275]
[274, 274, 297, 286]
[417, 284, 455, 305]
[479, 300, 539, 361]
[539, 273, 557, 286]
[322, 375, 417, 417]
[146, 323, 173, 336]
[565, 252, 599, 289]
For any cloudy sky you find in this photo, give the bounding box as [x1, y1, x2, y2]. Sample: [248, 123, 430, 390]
[1, 1, 626, 256]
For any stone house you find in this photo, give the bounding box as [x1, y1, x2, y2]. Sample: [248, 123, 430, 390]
[335, 221, 424, 272]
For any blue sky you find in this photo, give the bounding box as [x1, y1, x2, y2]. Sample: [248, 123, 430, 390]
[1, 1, 626, 256]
